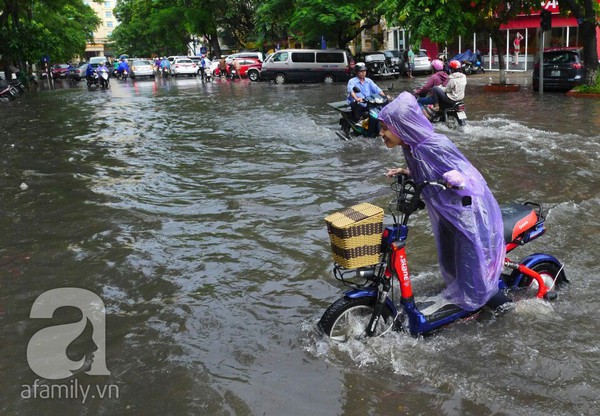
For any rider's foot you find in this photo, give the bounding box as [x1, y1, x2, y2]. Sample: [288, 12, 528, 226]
[486, 290, 513, 310]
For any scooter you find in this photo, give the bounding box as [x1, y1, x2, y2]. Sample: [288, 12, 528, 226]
[424, 101, 468, 129]
[86, 71, 99, 88]
[319, 174, 568, 341]
[98, 69, 110, 89]
[329, 91, 389, 140]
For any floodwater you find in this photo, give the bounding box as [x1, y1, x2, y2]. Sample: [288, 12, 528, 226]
[1, 74, 599, 415]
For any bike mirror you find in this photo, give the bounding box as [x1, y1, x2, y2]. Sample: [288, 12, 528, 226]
[353, 86, 361, 93]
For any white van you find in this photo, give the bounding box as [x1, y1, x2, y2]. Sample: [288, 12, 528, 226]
[260, 49, 353, 84]
[88, 56, 107, 68]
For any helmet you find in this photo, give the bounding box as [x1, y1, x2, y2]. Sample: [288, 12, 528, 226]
[431, 59, 444, 71]
[355, 62, 367, 72]
[449, 60, 461, 70]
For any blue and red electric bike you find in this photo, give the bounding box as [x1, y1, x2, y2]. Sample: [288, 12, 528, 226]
[319, 174, 568, 341]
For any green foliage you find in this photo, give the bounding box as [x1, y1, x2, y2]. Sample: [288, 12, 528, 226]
[0, 0, 100, 65]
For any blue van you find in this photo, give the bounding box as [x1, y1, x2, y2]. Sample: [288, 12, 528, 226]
[260, 49, 353, 84]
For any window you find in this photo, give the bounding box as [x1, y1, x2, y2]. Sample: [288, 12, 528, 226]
[105, 11, 112, 18]
[316, 52, 344, 63]
[271, 52, 288, 62]
[104, 1, 111, 7]
[291, 52, 315, 63]
[106, 21, 113, 28]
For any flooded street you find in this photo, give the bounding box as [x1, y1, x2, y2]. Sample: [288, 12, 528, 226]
[1, 75, 599, 415]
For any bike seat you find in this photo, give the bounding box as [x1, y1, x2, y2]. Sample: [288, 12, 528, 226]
[500, 203, 538, 244]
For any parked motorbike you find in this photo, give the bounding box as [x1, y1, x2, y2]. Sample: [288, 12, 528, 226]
[0, 84, 19, 102]
[329, 90, 389, 140]
[424, 101, 468, 129]
[319, 174, 568, 341]
[462, 59, 485, 75]
[98, 69, 110, 89]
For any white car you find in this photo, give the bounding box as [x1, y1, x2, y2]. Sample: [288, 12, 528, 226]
[170, 58, 197, 77]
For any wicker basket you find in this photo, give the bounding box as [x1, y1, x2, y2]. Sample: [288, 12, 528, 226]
[325, 202, 384, 269]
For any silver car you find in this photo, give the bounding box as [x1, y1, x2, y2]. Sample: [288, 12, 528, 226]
[412, 49, 433, 74]
[131, 59, 155, 79]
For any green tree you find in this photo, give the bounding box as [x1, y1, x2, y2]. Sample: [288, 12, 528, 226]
[256, 0, 383, 49]
[559, 0, 599, 84]
[0, 0, 100, 76]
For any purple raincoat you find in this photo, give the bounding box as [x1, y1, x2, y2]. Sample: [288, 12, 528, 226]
[378, 92, 505, 310]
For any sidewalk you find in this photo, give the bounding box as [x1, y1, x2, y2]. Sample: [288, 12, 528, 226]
[466, 70, 533, 86]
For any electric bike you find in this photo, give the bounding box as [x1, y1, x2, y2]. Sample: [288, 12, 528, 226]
[319, 174, 568, 341]
[329, 94, 389, 140]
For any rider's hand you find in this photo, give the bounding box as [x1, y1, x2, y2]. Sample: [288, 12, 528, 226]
[356, 97, 363, 103]
[443, 170, 466, 189]
[386, 167, 410, 178]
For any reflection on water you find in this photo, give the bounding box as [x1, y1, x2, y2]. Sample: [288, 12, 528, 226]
[1, 77, 599, 415]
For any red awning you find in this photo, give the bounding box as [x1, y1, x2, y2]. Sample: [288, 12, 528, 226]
[500, 15, 578, 30]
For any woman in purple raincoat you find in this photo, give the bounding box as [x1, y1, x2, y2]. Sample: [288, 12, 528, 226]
[378, 92, 506, 311]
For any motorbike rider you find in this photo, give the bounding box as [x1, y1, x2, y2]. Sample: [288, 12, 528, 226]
[347, 62, 388, 125]
[117, 57, 130, 78]
[85, 62, 96, 82]
[160, 57, 171, 76]
[413, 59, 449, 108]
[427, 60, 466, 115]
[379, 92, 508, 311]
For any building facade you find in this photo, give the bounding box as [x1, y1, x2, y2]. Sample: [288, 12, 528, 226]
[84, 0, 118, 59]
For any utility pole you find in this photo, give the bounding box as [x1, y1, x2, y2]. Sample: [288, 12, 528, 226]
[539, 9, 552, 94]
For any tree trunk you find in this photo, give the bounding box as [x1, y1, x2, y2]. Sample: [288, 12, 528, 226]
[491, 28, 507, 85]
[579, 20, 599, 84]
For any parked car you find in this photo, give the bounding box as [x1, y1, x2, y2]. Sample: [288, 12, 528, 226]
[226, 51, 264, 64]
[533, 48, 584, 91]
[355, 52, 396, 78]
[379, 50, 401, 73]
[170, 57, 197, 77]
[232, 58, 262, 81]
[51, 64, 69, 78]
[67, 63, 88, 81]
[130, 59, 155, 79]
[401, 49, 432, 75]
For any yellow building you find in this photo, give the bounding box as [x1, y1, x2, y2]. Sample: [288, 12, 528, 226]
[84, 0, 118, 58]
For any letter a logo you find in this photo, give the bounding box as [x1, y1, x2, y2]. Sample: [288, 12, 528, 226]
[27, 288, 111, 380]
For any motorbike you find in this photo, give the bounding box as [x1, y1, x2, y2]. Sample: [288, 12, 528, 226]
[98, 69, 110, 89]
[119, 69, 129, 80]
[328, 90, 389, 140]
[0, 83, 19, 102]
[424, 101, 468, 129]
[86, 71, 99, 88]
[319, 174, 568, 341]
[161, 66, 170, 78]
[462, 59, 485, 75]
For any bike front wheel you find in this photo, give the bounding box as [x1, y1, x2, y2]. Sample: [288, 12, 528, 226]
[318, 296, 397, 342]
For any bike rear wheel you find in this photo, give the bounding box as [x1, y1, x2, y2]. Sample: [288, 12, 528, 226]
[508, 260, 568, 298]
[318, 296, 397, 342]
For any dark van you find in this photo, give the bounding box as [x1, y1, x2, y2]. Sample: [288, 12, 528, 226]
[260, 49, 352, 84]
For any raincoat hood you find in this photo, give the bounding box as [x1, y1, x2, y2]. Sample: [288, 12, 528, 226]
[379, 92, 506, 310]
